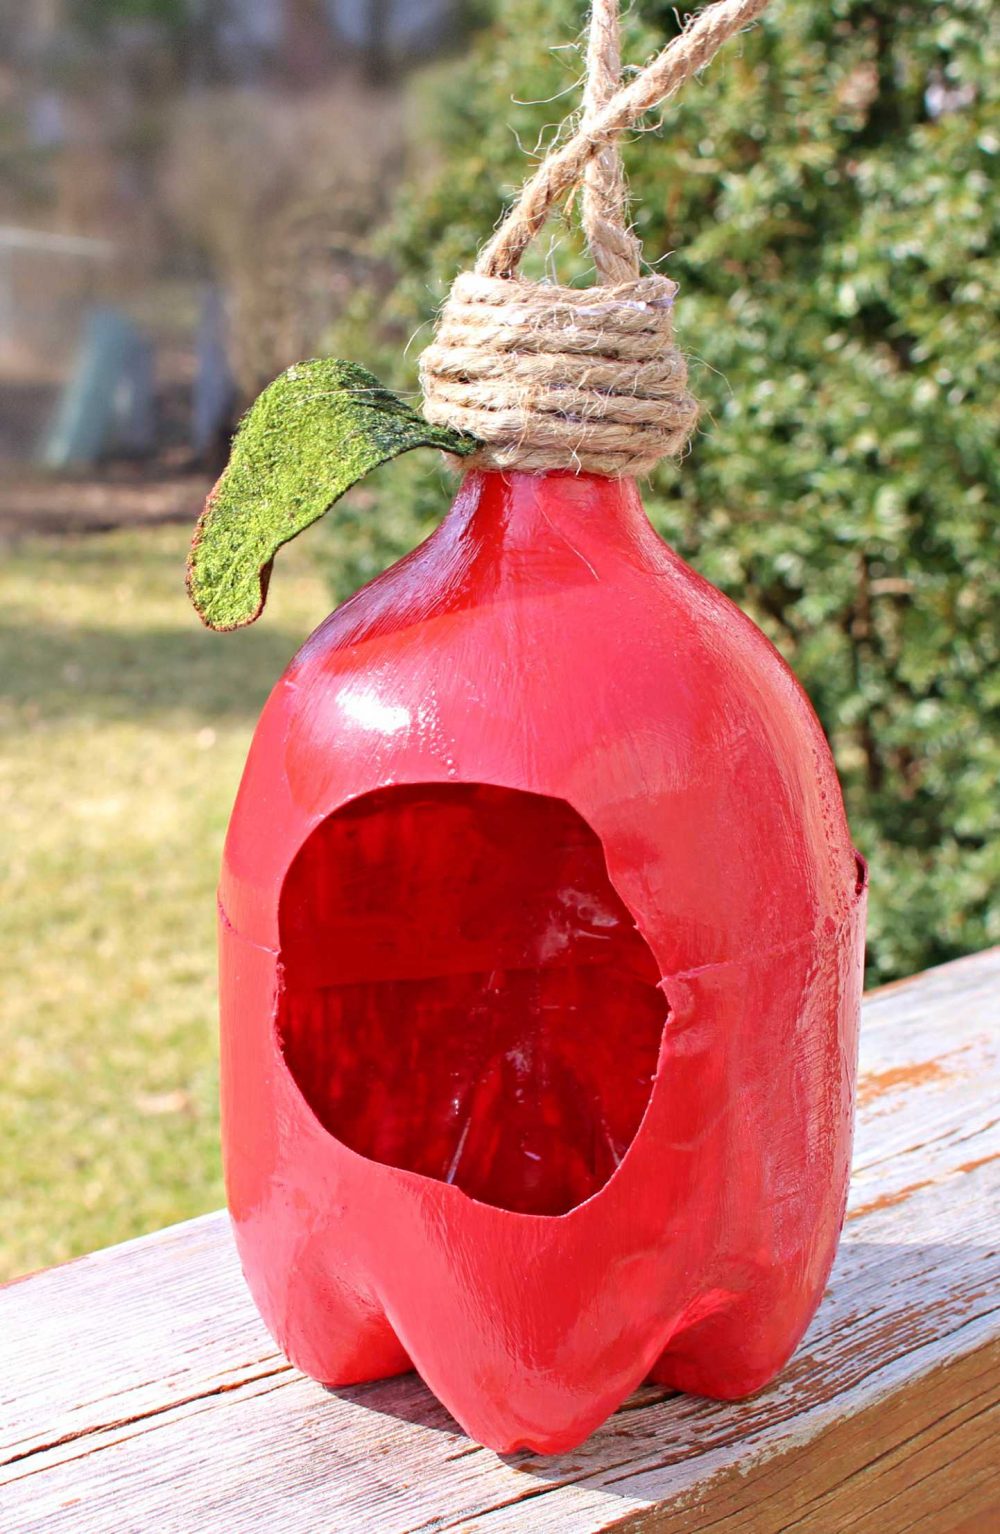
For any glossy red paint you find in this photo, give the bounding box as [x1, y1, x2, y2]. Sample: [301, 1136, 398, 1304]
[220, 469, 867, 1454]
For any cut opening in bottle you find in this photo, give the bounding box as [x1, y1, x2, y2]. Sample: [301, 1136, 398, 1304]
[276, 782, 668, 1216]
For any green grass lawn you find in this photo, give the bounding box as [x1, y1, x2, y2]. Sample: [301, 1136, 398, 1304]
[0, 523, 329, 1281]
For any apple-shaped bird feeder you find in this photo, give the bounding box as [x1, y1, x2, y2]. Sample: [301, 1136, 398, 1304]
[187, 0, 867, 1455]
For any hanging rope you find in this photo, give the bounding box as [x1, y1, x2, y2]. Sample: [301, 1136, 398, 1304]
[420, 0, 771, 477]
[581, 0, 641, 285]
[478, 0, 771, 282]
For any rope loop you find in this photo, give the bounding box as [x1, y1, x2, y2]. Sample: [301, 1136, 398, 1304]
[581, 0, 641, 285]
[420, 0, 771, 477]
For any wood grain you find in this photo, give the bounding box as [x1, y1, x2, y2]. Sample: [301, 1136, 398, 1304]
[1, 948, 997, 1533]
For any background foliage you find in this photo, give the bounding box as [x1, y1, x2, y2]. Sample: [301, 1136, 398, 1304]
[331, 0, 999, 983]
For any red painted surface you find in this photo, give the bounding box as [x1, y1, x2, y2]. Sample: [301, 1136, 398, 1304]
[279, 783, 668, 1216]
[220, 469, 867, 1454]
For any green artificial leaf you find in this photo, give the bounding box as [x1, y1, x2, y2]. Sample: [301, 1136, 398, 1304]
[186, 358, 475, 629]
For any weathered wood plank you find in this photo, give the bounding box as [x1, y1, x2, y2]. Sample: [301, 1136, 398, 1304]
[1, 949, 998, 1533]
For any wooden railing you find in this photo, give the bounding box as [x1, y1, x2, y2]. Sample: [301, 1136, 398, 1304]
[2, 948, 998, 1532]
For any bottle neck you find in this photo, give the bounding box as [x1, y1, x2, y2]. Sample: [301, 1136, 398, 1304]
[302, 469, 665, 662]
[444, 469, 660, 578]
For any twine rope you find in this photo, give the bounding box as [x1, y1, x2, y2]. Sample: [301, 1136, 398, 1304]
[420, 0, 770, 477]
[581, 0, 641, 286]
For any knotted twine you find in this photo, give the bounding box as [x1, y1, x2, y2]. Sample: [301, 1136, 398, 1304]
[419, 0, 771, 477]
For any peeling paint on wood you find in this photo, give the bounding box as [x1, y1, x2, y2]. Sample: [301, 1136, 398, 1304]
[856, 1058, 952, 1106]
[0, 948, 998, 1533]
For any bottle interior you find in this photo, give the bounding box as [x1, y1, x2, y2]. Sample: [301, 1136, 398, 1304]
[277, 782, 667, 1216]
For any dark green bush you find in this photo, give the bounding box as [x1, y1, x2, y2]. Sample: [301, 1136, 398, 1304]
[330, 0, 999, 982]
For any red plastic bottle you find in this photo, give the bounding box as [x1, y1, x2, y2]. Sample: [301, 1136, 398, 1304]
[220, 468, 866, 1453]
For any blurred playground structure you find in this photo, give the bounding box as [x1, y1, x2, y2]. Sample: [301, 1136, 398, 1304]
[0, 0, 459, 529]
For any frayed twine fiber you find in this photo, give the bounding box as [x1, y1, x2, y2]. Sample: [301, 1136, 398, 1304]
[419, 272, 698, 477]
[419, 0, 770, 477]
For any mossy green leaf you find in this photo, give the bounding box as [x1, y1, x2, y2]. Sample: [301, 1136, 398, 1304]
[186, 358, 475, 630]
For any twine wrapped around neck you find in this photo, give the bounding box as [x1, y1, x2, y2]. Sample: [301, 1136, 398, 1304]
[421, 272, 695, 475]
[419, 0, 770, 478]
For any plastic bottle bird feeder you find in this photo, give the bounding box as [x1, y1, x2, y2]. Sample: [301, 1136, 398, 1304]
[189, 0, 867, 1456]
